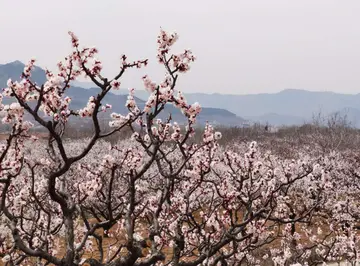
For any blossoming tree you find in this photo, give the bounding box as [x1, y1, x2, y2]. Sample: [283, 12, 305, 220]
[0, 29, 359, 266]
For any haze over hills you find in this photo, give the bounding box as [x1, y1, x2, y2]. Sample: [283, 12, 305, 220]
[0, 60, 47, 85]
[0, 61, 245, 126]
[123, 88, 360, 127]
[2, 60, 360, 127]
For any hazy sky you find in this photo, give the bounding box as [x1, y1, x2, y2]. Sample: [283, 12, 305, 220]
[1, 0, 360, 94]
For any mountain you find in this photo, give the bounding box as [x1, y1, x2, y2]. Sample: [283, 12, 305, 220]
[0, 60, 47, 87]
[5, 60, 360, 127]
[0, 61, 245, 126]
[121, 89, 360, 126]
[64, 87, 244, 126]
[180, 89, 360, 119]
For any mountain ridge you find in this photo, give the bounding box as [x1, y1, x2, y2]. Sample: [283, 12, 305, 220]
[0, 61, 245, 126]
[2, 60, 360, 127]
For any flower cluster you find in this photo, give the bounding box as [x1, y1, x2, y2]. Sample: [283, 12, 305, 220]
[78, 96, 96, 117]
[157, 28, 179, 61]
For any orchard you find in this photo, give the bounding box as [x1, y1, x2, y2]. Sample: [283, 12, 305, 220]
[0, 29, 359, 266]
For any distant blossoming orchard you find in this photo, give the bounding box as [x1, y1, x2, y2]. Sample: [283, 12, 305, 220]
[0, 29, 359, 266]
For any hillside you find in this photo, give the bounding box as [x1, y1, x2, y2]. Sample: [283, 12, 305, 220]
[119, 89, 360, 127]
[0, 60, 47, 87]
[0, 61, 245, 126]
[4, 60, 360, 127]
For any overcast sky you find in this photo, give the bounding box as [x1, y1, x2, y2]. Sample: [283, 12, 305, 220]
[1, 0, 360, 94]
